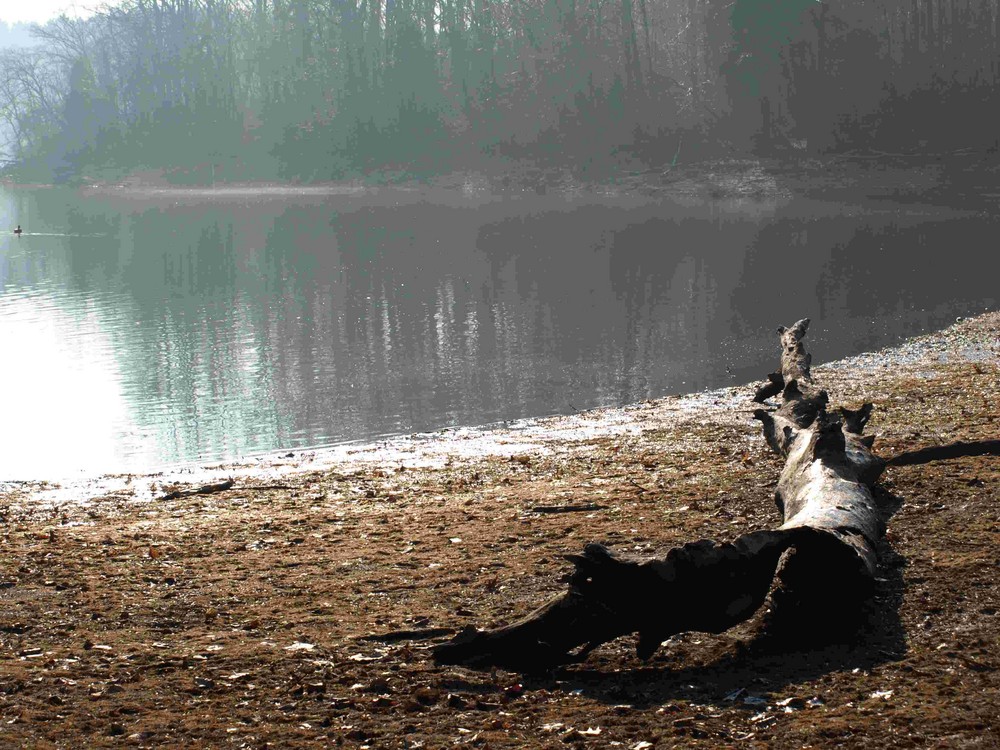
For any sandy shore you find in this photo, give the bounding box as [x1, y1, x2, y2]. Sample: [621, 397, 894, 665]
[0, 313, 997, 748]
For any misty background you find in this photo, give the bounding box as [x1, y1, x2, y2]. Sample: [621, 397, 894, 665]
[2, 1, 998, 182]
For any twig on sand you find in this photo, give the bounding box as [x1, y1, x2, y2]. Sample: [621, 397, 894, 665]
[528, 503, 608, 514]
[156, 479, 235, 502]
[357, 627, 456, 643]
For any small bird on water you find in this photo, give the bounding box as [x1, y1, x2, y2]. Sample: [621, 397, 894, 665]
[13, 225, 22, 236]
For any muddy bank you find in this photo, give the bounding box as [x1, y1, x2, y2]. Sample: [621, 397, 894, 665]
[0, 312, 997, 748]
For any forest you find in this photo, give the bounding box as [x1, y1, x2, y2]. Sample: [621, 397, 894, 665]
[1, 0, 998, 184]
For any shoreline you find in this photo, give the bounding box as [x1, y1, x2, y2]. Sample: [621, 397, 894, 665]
[0, 312, 997, 747]
[7, 310, 997, 512]
[54, 151, 1000, 211]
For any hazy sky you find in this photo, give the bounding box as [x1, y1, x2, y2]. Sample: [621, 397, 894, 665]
[1, 2, 92, 25]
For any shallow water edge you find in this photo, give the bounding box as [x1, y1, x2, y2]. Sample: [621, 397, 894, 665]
[5, 310, 996, 510]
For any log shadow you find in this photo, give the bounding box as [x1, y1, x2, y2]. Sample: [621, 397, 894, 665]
[520, 486, 908, 709]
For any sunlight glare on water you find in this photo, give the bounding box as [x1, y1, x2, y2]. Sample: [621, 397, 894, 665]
[0, 290, 139, 478]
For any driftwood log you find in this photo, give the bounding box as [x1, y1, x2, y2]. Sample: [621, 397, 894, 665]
[434, 318, 889, 670]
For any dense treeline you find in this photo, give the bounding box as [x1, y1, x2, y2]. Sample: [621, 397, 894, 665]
[1, 0, 998, 183]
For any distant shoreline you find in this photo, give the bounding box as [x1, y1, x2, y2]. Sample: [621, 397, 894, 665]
[3, 152, 998, 211]
[51, 151, 999, 211]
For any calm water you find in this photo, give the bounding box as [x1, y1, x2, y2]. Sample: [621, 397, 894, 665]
[0, 184, 996, 479]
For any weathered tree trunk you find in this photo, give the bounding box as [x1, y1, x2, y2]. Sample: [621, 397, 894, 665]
[434, 318, 890, 670]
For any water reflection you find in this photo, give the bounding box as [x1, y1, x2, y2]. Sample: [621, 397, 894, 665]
[0, 186, 996, 479]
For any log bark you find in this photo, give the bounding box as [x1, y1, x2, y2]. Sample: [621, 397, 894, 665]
[434, 318, 890, 670]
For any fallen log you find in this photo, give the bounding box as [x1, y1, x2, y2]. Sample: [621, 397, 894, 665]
[434, 318, 891, 670]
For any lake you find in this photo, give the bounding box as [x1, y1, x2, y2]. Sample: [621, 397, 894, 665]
[0, 181, 996, 479]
